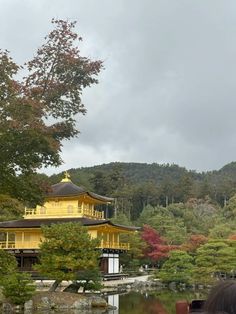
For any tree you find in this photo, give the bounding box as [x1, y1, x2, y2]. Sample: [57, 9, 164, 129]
[119, 232, 145, 269]
[209, 222, 236, 239]
[90, 171, 109, 196]
[76, 268, 102, 292]
[182, 234, 208, 255]
[0, 19, 102, 202]
[1, 272, 35, 306]
[138, 204, 158, 225]
[223, 195, 236, 218]
[175, 174, 194, 202]
[0, 250, 17, 281]
[35, 222, 100, 291]
[140, 208, 187, 245]
[158, 250, 194, 284]
[0, 250, 35, 305]
[0, 195, 24, 221]
[111, 212, 132, 226]
[182, 198, 218, 235]
[192, 240, 236, 284]
[141, 225, 175, 262]
[130, 182, 160, 220]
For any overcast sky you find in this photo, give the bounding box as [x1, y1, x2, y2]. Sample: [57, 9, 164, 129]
[1, 0, 236, 174]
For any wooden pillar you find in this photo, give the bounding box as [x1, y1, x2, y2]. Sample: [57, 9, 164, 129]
[112, 233, 115, 248]
[81, 202, 84, 215]
[22, 232, 24, 248]
[20, 254, 24, 270]
[105, 204, 108, 219]
[107, 233, 110, 248]
[101, 232, 104, 247]
[6, 232, 8, 249]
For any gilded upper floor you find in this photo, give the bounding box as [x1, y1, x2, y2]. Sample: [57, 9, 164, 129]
[24, 172, 113, 220]
[24, 201, 105, 219]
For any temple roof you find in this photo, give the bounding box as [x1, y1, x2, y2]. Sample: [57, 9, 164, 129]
[0, 217, 139, 231]
[47, 173, 113, 203]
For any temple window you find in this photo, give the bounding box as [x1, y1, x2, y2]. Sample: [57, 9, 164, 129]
[40, 207, 46, 214]
[24, 233, 31, 242]
[114, 233, 118, 243]
[0, 232, 6, 241]
[67, 205, 74, 213]
[78, 203, 82, 213]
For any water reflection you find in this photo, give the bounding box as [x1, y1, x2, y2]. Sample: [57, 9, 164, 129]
[6, 290, 208, 314]
[109, 290, 207, 314]
[118, 291, 168, 314]
[108, 294, 119, 314]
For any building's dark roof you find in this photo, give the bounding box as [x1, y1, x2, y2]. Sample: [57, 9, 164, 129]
[0, 218, 139, 231]
[47, 181, 113, 203]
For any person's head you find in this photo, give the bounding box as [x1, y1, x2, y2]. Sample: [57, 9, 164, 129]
[204, 280, 236, 314]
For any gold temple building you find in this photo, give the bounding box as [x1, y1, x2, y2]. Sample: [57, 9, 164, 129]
[0, 173, 136, 275]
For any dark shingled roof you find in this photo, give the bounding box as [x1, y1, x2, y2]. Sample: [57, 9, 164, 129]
[0, 218, 139, 231]
[47, 181, 114, 203]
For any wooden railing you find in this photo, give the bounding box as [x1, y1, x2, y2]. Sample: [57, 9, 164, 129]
[99, 241, 130, 250]
[83, 207, 104, 219]
[0, 241, 39, 249]
[24, 207, 104, 219]
[0, 241, 129, 250]
[0, 241, 15, 249]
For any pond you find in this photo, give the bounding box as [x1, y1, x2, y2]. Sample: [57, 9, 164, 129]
[112, 290, 207, 314]
[6, 290, 207, 314]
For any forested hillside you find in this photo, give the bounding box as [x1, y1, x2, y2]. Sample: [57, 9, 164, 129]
[49, 161, 236, 220]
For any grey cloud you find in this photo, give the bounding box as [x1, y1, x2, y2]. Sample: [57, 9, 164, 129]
[1, 0, 236, 173]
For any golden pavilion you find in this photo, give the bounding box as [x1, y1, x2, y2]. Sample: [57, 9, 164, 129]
[0, 172, 136, 275]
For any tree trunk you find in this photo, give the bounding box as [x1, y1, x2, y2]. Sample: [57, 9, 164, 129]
[49, 280, 61, 292]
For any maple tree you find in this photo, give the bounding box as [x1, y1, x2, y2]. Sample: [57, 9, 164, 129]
[141, 224, 175, 262]
[182, 234, 208, 254]
[228, 234, 236, 240]
[0, 19, 102, 202]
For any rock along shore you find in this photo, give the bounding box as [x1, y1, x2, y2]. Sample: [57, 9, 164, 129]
[1, 275, 158, 312]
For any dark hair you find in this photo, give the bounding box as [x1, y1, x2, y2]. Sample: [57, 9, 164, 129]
[204, 281, 236, 314]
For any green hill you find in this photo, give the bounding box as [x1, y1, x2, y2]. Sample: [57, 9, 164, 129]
[48, 161, 236, 217]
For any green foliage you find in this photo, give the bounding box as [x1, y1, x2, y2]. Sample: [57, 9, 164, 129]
[0, 251, 34, 305]
[1, 272, 35, 305]
[158, 250, 194, 284]
[0, 250, 17, 281]
[111, 212, 132, 226]
[223, 195, 236, 218]
[192, 240, 236, 284]
[10, 173, 51, 207]
[0, 195, 24, 221]
[181, 198, 218, 235]
[76, 268, 102, 292]
[119, 232, 145, 269]
[35, 223, 100, 284]
[139, 205, 188, 245]
[209, 221, 236, 239]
